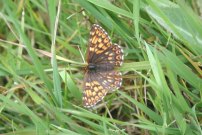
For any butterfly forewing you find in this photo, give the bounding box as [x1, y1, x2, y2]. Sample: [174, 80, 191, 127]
[83, 24, 124, 108]
[87, 24, 113, 63]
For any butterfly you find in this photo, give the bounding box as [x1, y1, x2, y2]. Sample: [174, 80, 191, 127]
[83, 24, 124, 108]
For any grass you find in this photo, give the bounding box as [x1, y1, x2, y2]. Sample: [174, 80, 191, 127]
[0, 0, 202, 134]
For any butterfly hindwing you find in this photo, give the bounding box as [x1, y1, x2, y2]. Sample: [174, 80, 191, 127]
[83, 70, 122, 108]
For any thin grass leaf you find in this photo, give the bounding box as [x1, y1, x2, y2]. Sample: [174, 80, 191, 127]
[118, 91, 163, 125]
[133, 0, 140, 44]
[3, 0, 53, 91]
[158, 47, 202, 92]
[49, 0, 63, 107]
[0, 95, 48, 133]
[59, 70, 82, 100]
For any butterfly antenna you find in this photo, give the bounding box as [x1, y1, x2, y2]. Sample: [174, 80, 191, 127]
[78, 45, 86, 64]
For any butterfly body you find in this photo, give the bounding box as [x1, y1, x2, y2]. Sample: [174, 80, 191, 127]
[88, 63, 97, 71]
[83, 24, 124, 108]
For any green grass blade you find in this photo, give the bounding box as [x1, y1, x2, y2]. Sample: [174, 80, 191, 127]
[3, 0, 53, 91]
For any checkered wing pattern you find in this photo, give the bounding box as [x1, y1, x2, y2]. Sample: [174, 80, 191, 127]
[83, 71, 122, 108]
[83, 24, 124, 108]
[87, 24, 124, 68]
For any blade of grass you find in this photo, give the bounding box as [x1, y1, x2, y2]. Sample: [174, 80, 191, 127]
[49, 0, 63, 107]
[118, 91, 163, 125]
[3, 0, 53, 91]
[59, 70, 82, 100]
[0, 95, 48, 133]
[133, 0, 140, 45]
[158, 47, 202, 92]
